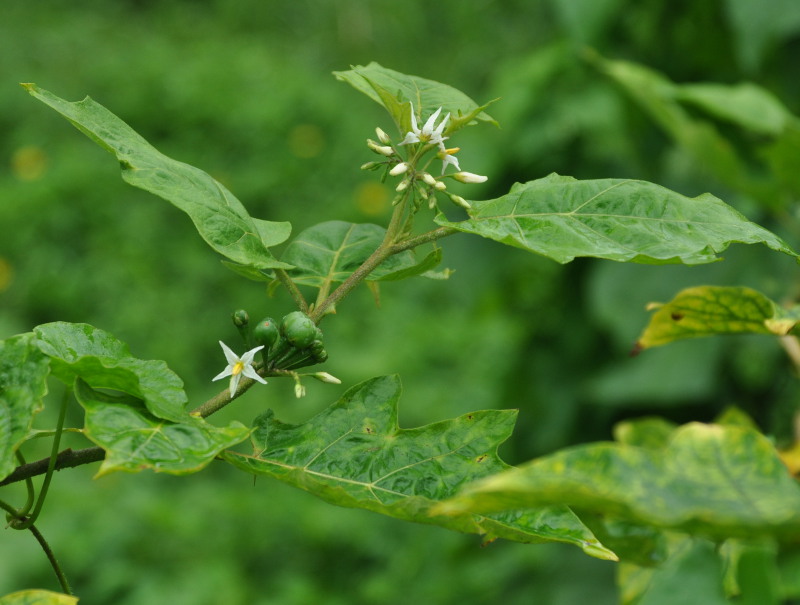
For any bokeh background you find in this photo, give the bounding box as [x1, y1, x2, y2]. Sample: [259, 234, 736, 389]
[3, 1, 800, 603]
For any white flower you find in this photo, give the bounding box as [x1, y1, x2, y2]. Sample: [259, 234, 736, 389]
[399, 103, 450, 147]
[437, 146, 461, 174]
[453, 171, 488, 184]
[212, 341, 267, 397]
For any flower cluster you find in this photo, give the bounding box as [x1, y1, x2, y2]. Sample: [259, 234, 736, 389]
[363, 102, 487, 210]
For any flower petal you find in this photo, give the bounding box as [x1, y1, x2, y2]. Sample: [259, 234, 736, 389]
[229, 372, 242, 397]
[242, 365, 268, 384]
[240, 345, 265, 365]
[218, 341, 239, 364]
[213, 367, 233, 381]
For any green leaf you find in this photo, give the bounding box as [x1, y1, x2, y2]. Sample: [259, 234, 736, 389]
[435, 174, 797, 264]
[34, 322, 190, 423]
[0, 333, 50, 480]
[618, 537, 729, 605]
[674, 82, 794, 137]
[22, 84, 291, 270]
[223, 375, 615, 560]
[334, 62, 498, 135]
[0, 590, 78, 605]
[435, 422, 800, 540]
[281, 221, 442, 288]
[592, 55, 773, 202]
[74, 379, 249, 477]
[635, 286, 800, 351]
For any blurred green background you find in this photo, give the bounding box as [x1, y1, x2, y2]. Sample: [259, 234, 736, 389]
[3, 0, 800, 602]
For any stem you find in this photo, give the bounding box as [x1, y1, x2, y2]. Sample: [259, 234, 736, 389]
[1, 497, 73, 594]
[29, 524, 73, 595]
[15, 451, 35, 517]
[275, 268, 309, 313]
[389, 226, 458, 254]
[16, 389, 70, 530]
[0, 447, 105, 488]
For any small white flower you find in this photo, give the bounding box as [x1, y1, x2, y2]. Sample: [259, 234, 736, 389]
[453, 171, 488, 184]
[212, 341, 267, 398]
[399, 103, 450, 147]
[437, 146, 461, 174]
[389, 162, 410, 176]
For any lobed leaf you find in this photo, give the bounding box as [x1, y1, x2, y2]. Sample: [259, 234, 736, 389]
[635, 286, 800, 351]
[22, 84, 291, 270]
[334, 62, 497, 135]
[435, 422, 800, 540]
[281, 221, 442, 288]
[223, 375, 616, 560]
[74, 380, 249, 477]
[435, 174, 797, 264]
[34, 322, 190, 423]
[0, 333, 50, 480]
[0, 590, 78, 605]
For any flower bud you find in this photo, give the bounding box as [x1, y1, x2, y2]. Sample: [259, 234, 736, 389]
[389, 162, 410, 176]
[421, 172, 438, 186]
[434, 180, 447, 191]
[454, 171, 488, 184]
[294, 382, 306, 398]
[375, 127, 391, 144]
[361, 161, 380, 170]
[312, 372, 342, 384]
[395, 180, 409, 192]
[449, 194, 471, 210]
[231, 309, 249, 328]
[367, 139, 395, 156]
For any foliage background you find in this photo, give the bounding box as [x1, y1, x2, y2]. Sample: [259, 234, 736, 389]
[2, 0, 800, 602]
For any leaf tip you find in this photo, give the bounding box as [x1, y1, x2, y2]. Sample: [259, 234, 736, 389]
[629, 341, 645, 357]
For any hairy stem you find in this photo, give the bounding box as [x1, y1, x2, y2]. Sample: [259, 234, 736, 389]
[275, 268, 309, 314]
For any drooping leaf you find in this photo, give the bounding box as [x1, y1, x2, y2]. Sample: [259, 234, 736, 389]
[0, 333, 50, 480]
[674, 82, 794, 137]
[0, 590, 78, 605]
[22, 84, 291, 270]
[222, 375, 615, 560]
[74, 379, 249, 477]
[334, 62, 498, 135]
[281, 221, 442, 288]
[635, 286, 800, 351]
[435, 422, 800, 540]
[592, 55, 774, 203]
[435, 174, 797, 264]
[34, 322, 190, 423]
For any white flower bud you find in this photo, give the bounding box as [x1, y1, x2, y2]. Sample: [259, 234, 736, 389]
[454, 171, 488, 184]
[396, 180, 409, 192]
[434, 181, 447, 191]
[449, 194, 471, 210]
[367, 139, 395, 156]
[389, 162, 410, 176]
[312, 372, 342, 384]
[375, 127, 391, 144]
[361, 161, 379, 170]
[421, 172, 438, 186]
[294, 382, 306, 398]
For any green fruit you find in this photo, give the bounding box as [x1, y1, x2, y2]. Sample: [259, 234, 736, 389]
[280, 311, 318, 349]
[253, 317, 280, 348]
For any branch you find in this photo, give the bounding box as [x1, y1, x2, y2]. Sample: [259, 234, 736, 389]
[0, 447, 105, 488]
